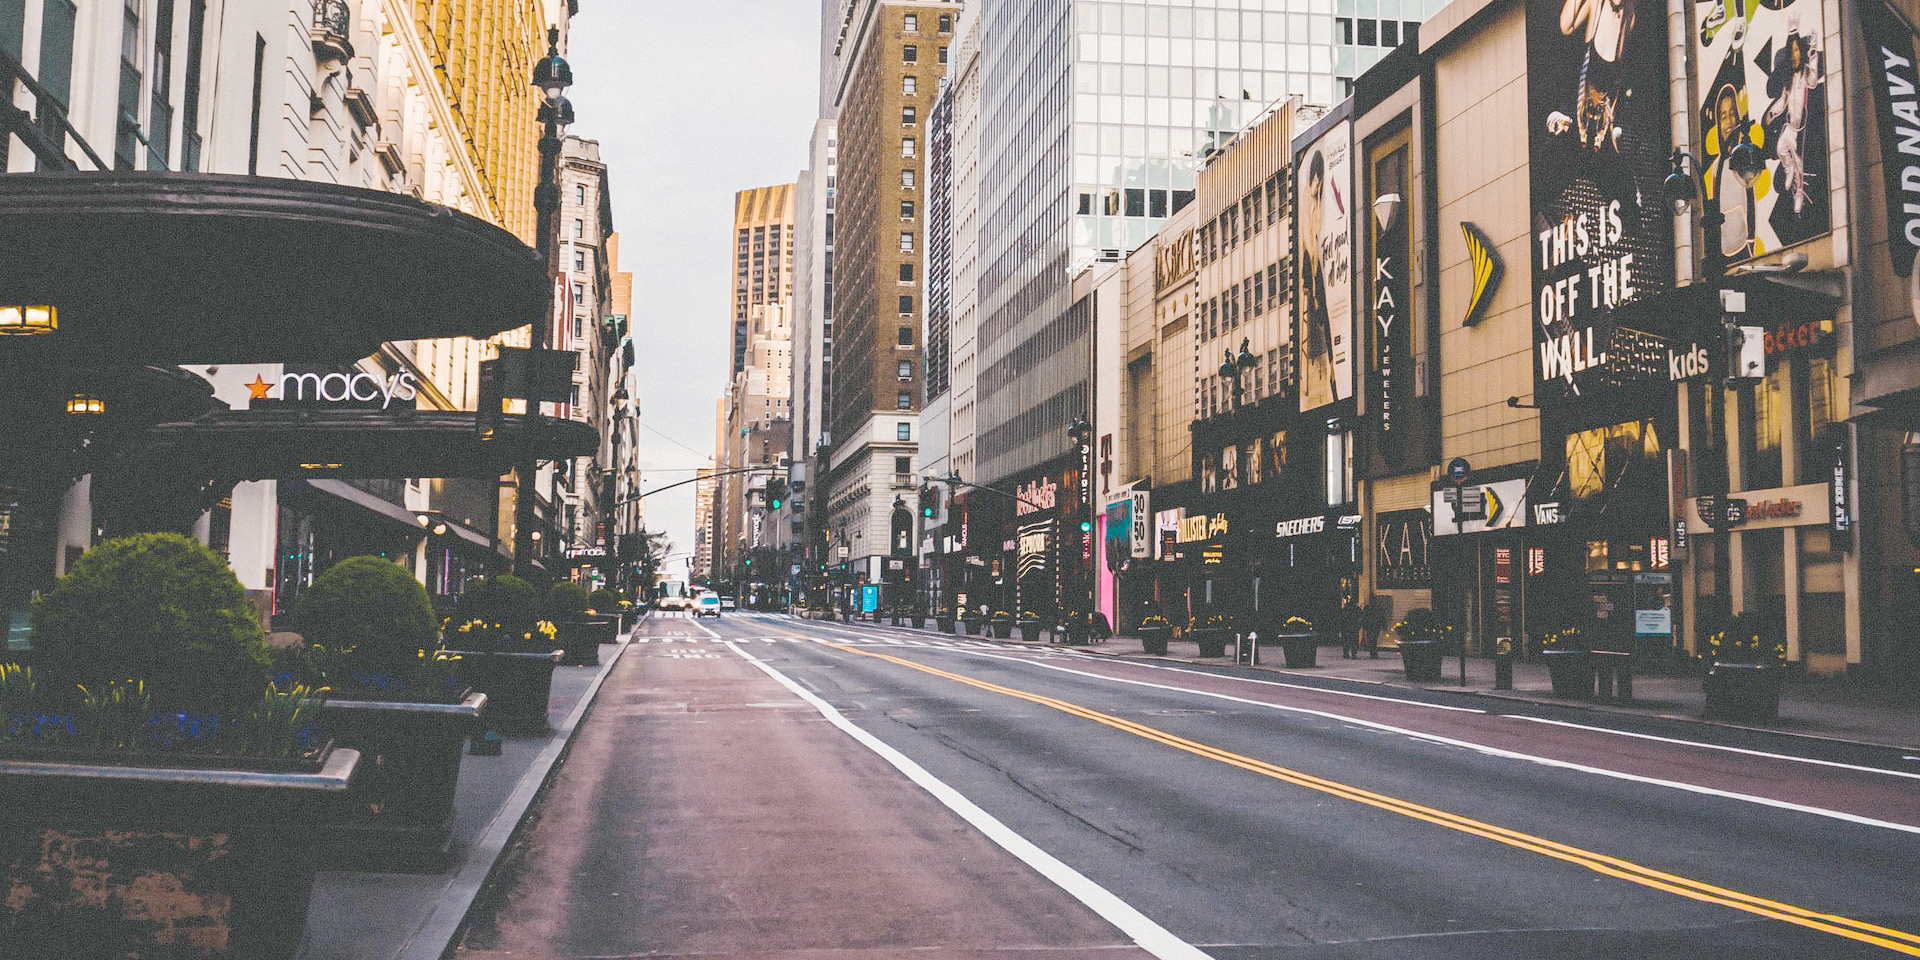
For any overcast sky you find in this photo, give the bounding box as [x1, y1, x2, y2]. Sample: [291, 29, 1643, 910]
[568, 1, 819, 576]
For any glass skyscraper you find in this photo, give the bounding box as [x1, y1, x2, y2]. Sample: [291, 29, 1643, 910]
[975, 0, 1372, 484]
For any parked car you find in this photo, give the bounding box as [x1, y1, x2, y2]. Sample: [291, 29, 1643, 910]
[720, 596, 738, 611]
[696, 594, 722, 618]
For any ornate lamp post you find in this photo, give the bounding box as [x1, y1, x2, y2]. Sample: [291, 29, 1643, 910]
[516, 26, 573, 576]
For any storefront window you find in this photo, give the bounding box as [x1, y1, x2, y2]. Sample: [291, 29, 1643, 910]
[1566, 420, 1664, 501]
[1798, 355, 1839, 483]
[1740, 365, 1786, 490]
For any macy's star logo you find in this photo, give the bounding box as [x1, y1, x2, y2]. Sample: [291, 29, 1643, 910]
[246, 375, 273, 400]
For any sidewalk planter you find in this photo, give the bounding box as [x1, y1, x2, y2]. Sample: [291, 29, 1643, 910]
[1193, 628, 1230, 658]
[910, 614, 926, 629]
[316, 692, 486, 872]
[1138, 626, 1171, 655]
[557, 617, 617, 666]
[1275, 632, 1319, 668]
[446, 649, 564, 733]
[963, 617, 983, 636]
[1018, 619, 1042, 641]
[1703, 662, 1784, 721]
[1542, 649, 1594, 698]
[0, 746, 360, 959]
[1398, 640, 1447, 681]
[989, 618, 1014, 639]
[937, 616, 956, 632]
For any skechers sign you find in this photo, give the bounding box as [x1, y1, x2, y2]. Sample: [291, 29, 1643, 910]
[248, 368, 420, 410]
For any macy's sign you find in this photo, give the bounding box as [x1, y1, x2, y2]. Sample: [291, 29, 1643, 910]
[250, 370, 419, 410]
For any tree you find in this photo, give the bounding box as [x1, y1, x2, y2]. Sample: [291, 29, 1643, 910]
[629, 527, 672, 599]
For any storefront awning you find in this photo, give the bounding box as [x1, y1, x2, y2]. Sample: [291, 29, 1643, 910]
[0, 173, 545, 364]
[135, 410, 598, 480]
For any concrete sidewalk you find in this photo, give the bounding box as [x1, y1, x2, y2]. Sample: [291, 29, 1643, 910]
[297, 628, 631, 960]
[878, 617, 1920, 751]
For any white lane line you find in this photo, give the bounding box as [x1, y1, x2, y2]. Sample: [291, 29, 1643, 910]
[1093, 657, 1485, 714]
[723, 641, 1214, 960]
[1511, 715, 1920, 782]
[945, 650, 1920, 837]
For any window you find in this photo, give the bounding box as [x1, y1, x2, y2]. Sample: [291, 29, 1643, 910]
[1358, 18, 1377, 45]
[898, 422, 913, 441]
[902, 44, 917, 63]
[898, 361, 913, 380]
[901, 168, 916, 188]
[897, 391, 913, 410]
[898, 295, 914, 314]
[1078, 193, 1092, 214]
[1337, 17, 1354, 44]
[1125, 188, 1145, 217]
[939, 45, 947, 64]
[572, 219, 584, 238]
[938, 13, 951, 31]
[900, 199, 915, 218]
[1381, 19, 1399, 46]
[1150, 190, 1168, 218]
[899, 262, 915, 281]
[573, 251, 586, 271]
[898, 326, 914, 345]
[572, 282, 585, 305]
[903, 13, 917, 30]
[903, 76, 917, 95]
[899, 231, 914, 252]
[575, 184, 585, 204]
[902, 105, 916, 125]
[902, 136, 916, 157]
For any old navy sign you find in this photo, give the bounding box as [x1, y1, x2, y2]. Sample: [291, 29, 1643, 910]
[1863, 0, 1920, 278]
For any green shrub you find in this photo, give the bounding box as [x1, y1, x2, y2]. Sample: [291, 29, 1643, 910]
[587, 587, 619, 613]
[30, 533, 269, 712]
[456, 575, 540, 633]
[548, 581, 590, 620]
[298, 556, 437, 669]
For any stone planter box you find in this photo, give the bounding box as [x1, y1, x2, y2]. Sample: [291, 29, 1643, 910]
[1138, 626, 1170, 655]
[1018, 619, 1042, 641]
[963, 618, 983, 636]
[558, 617, 618, 666]
[1542, 648, 1594, 698]
[1398, 639, 1447, 681]
[1193, 627, 1230, 658]
[1704, 662, 1784, 721]
[937, 617, 956, 633]
[989, 620, 1014, 639]
[316, 691, 486, 872]
[1275, 632, 1319, 668]
[0, 745, 360, 959]
[910, 615, 926, 629]
[444, 649, 564, 733]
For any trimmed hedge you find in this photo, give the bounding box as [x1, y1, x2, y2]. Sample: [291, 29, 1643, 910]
[298, 555, 438, 669]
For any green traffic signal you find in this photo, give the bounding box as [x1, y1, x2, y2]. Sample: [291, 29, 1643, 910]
[1079, 520, 1092, 533]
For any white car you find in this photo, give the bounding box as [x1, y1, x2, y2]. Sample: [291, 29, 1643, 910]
[696, 595, 722, 618]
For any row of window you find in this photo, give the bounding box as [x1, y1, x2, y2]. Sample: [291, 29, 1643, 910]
[1197, 171, 1287, 267]
[1077, 187, 1195, 219]
[900, 44, 949, 65]
[1336, 17, 1420, 49]
[900, 13, 953, 33]
[1198, 349, 1291, 420]
[1199, 262, 1289, 342]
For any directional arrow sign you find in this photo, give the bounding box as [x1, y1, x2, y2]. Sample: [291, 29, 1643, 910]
[1483, 485, 1505, 526]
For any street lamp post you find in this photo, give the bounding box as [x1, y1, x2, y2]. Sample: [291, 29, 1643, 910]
[1662, 141, 1764, 647]
[516, 26, 573, 578]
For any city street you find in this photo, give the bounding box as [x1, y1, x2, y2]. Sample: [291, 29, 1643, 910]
[455, 614, 1920, 960]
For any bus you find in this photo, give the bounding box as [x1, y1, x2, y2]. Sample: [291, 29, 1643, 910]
[656, 579, 690, 611]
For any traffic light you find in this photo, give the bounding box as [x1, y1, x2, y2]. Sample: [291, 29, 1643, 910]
[918, 483, 940, 519]
[1079, 520, 1093, 533]
[765, 477, 787, 510]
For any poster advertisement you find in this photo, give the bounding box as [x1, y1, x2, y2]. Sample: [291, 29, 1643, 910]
[1296, 119, 1354, 412]
[1528, 0, 1673, 401]
[1860, 0, 1920, 278]
[1694, 0, 1830, 267]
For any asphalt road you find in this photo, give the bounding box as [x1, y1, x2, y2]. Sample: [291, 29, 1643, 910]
[454, 612, 1920, 960]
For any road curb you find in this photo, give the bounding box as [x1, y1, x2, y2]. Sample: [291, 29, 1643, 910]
[393, 624, 634, 960]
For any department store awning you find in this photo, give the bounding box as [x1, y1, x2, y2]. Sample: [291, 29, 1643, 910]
[136, 410, 598, 480]
[0, 173, 544, 364]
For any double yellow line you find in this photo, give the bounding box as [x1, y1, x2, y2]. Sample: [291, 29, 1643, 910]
[828, 643, 1920, 955]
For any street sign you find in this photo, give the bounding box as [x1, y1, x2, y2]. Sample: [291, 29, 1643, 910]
[1447, 457, 1472, 486]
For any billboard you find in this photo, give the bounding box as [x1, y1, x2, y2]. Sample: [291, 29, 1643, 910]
[1861, 0, 1920, 278]
[1693, 0, 1829, 267]
[1296, 119, 1354, 412]
[1528, 0, 1673, 400]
